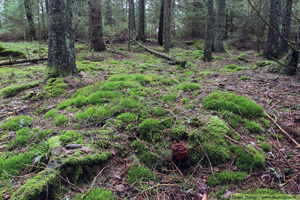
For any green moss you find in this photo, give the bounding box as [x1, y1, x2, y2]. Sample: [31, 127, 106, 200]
[161, 78, 179, 86]
[220, 110, 243, 128]
[244, 120, 262, 133]
[230, 145, 265, 172]
[0, 49, 26, 58]
[171, 126, 187, 140]
[0, 153, 32, 179]
[126, 164, 157, 184]
[116, 113, 136, 123]
[237, 53, 248, 61]
[54, 114, 69, 126]
[188, 130, 200, 148]
[0, 115, 32, 131]
[207, 171, 247, 186]
[0, 81, 39, 98]
[181, 97, 189, 104]
[11, 172, 57, 200]
[201, 117, 231, 166]
[240, 76, 250, 80]
[255, 60, 275, 68]
[88, 91, 121, 104]
[101, 81, 141, 91]
[75, 106, 110, 124]
[161, 93, 178, 102]
[152, 107, 167, 116]
[74, 95, 88, 108]
[62, 152, 111, 166]
[260, 142, 270, 152]
[38, 129, 55, 139]
[138, 118, 161, 142]
[76, 189, 115, 200]
[43, 109, 58, 118]
[43, 78, 67, 97]
[260, 118, 270, 128]
[199, 71, 213, 77]
[185, 104, 194, 109]
[203, 91, 264, 118]
[108, 74, 153, 85]
[60, 130, 79, 143]
[271, 133, 283, 139]
[232, 188, 295, 200]
[176, 82, 200, 92]
[15, 128, 30, 146]
[140, 152, 160, 167]
[57, 99, 74, 110]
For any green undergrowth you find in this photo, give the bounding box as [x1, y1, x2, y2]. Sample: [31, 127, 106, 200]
[0, 115, 32, 131]
[43, 78, 68, 97]
[232, 188, 296, 200]
[0, 81, 39, 98]
[207, 170, 247, 186]
[126, 164, 157, 187]
[0, 42, 26, 59]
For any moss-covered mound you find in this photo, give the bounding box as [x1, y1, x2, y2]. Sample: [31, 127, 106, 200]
[0, 42, 26, 59]
[0, 115, 32, 131]
[203, 91, 264, 118]
[207, 170, 247, 186]
[0, 81, 39, 98]
[43, 78, 68, 97]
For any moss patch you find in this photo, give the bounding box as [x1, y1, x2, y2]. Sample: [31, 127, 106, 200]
[207, 170, 247, 186]
[126, 164, 157, 185]
[0, 115, 32, 131]
[76, 189, 115, 200]
[0, 81, 39, 98]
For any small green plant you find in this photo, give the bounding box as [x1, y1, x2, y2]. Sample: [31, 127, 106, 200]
[207, 170, 247, 186]
[126, 164, 157, 185]
[54, 114, 69, 126]
[244, 120, 262, 133]
[43, 109, 58, 118]
[76, 189, 115, 200]
[240, 76, 250, 80]
[260, 142, 270, 152]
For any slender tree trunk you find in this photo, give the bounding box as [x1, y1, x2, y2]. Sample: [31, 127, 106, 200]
[46, 0, 49, 14]
[213, 0, 226, 52]
[158, 0, 164, 46]
[163, 0, 171, 53]
[266, 0, 291, 59]
[41, 0, 45, 40]
[46, 0, 77, 78]
[137, 0, 146, 41]
[129, 0, 136, 32]
[24, 0, 36, 40]
[89, 0, 105, 52]
[203, 0, 213, 61]
[104, 0, 114, 26]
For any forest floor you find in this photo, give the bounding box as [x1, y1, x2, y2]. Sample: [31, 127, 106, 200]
[0, 40, 299, 200]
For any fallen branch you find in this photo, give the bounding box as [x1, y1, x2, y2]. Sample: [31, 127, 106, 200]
[133, 40, 187, 68]
[0, 57, 48, 67]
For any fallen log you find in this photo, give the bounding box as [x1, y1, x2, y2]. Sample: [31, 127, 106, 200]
[133, 40, 187, 68]
[0, 57, 48, 67]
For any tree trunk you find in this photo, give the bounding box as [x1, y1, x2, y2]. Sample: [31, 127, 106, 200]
[24, 0, 36, 40]
[137, 0, 146, 41]
[158, 0, 164, 46]
[163, 0, 171, 53]
[129, 0, 136, 32]
[213, 0, 226, 52]
[46, 0, 77, 78]
[266, 0, 291, 59]
[89, 0, 105, 52]
[41, 0, 46, 40]
[203, 0, 213, 61]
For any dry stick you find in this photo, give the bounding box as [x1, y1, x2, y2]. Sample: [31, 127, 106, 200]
[280, 174, 299, 187]
[265, 112, 300, 149]
[272, 144, 296, 173]
[198, 141, 214, 176]
[220, 133, 253, 156]
[170, 160, 185, 181]
[81, 166, 109, 199]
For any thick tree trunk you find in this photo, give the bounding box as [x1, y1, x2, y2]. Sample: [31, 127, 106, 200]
[89, 0, 105, 52]
[137, 0, 146, 41]
[163, 0, 171, 53]
[203, 0, 213, 61]
[24, 0, 36, 40]
[46, 0, 77, 78]
[266, 0, 291, 59]
[129, 0, 136, 32]
[214, 0, 226, 52]
[158, 0, 164, 46]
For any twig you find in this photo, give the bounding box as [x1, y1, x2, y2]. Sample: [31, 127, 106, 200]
[272, 144, 296, 173]
[81, 166, 109, 199]
[198, 140, 214, 176]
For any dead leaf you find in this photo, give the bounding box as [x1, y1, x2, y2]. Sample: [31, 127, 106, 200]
[81, 146, 92, 153]
[115, 184, 125, 192]
[223, 190, 232, 199]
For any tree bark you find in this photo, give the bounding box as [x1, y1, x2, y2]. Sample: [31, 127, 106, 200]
[89, 0, 105, 52]
[24, 0, 36, 40]
[214, 0, 226, 52]
[203, 0, 213, 61]
[46, 0, 77, 78]
[137, 0, 146, 41]
[129, 0, 136, 32]
[266, 0, 291, 59]
[158, 0, 164, 46]
[163, 0, 171, 53]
